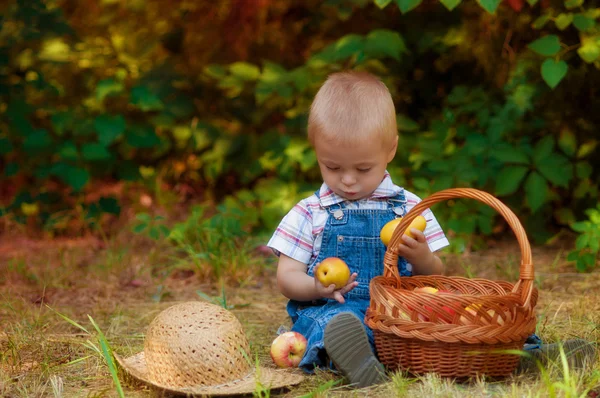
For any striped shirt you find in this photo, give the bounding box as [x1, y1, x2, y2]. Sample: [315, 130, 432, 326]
[267, 172, 449, 265]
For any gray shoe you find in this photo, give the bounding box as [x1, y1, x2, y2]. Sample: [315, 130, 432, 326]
[324, 312, 388, 388]
[517, 339, 597, 374]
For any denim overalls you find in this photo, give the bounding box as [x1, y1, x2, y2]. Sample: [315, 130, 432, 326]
[287, 189, 413, 371]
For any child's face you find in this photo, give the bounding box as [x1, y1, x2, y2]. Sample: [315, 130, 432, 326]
[314, 135, 397, 201]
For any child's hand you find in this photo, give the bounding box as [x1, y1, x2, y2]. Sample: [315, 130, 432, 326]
[313, 263, 358, 304]
[397, 229, 438, 274]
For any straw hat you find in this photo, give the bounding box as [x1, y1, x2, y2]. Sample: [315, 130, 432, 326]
[115, 301, 304, 396]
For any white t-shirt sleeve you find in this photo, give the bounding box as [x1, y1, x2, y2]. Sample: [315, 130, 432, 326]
[403, 190, 450, 253]
[266, 199, 314, 265]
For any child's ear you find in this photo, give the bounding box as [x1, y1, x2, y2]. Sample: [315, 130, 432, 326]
[387, 136, 398, 162]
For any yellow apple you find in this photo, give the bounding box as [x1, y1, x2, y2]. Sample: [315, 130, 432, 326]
[270, 331, 307, 368]
[413, 286, 439, 294]
[315, 257, 351, 289]
[459, 305, 507, 326]
[486, 309, 506, 326]
[379, 218, 402, 246]
[380, 215, 427, 246]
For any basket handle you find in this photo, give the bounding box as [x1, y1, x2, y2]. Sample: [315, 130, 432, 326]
[384, 188, 534, 308]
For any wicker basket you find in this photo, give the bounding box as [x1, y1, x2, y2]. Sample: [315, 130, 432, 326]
[365, 188, 538, 378]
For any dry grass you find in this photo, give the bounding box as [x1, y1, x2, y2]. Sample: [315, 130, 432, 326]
[1, 226, 600, 397]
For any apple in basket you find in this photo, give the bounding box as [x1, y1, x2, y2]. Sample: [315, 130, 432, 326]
[315, 257, 351, 289]
[412, 286, 457, 322]
[270, 332, 308, 368]
[459, 305, 506, 325]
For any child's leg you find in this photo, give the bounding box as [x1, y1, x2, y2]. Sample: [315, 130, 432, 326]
[324, 312, 388, 388]
[517, 336, 597, 373]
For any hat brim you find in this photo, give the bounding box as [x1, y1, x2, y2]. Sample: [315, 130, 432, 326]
[114, 351, 304, 396]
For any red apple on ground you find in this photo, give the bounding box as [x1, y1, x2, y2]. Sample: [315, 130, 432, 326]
[315, 257, 351, 289]
[270, 331, 308, 368]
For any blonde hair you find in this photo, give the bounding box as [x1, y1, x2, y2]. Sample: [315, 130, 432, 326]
[307, 71, 397, 148]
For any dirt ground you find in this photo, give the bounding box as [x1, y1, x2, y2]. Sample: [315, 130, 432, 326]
[1, 229, 599, 397]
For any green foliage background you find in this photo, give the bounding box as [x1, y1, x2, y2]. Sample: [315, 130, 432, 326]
[1, 0, 599, 268]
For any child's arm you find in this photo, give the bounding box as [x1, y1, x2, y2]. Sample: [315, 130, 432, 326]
[396, 229, 443, 275]
[277, 254, 358, 304]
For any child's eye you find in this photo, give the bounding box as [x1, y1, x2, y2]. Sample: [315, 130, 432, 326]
[326, 166, 340, 171]
[358, 168, 371, 172]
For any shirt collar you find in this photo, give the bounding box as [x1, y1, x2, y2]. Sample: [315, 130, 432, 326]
[318, 171, 402, 207]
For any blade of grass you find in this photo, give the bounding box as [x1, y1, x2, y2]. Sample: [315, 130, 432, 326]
[45, 305, 90, 335]
[88, 315, 125, 398]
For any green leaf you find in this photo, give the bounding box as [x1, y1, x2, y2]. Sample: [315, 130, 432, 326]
[477, 0, 501, 14]
[575, 233, 590, 250]
[94, 114, 126, 146]
[440, 0, 462, 11]
[334, 34, 365, 60]
[555, 13, 573, 30]
[395, 0, 422, 13]
[536, 155, 573, 187]
[260, 61, 288, 84]
[149, 227, 160, 240]
[577, 140, 598, 158]
[509, 84, 535, 113]
[56, 166, 89, 191]
[204, 64, 227, 79]
[567, 250, 579, 261]
[51, 111, 74, 136]
[38, 38, 70, 62]
[575, 161, 592, 179]
[532, 15, 550, 29]
[159, 225, 171, 237]
[527, 0, 538, 5]
[81, 143, 111, 161]
[541, 59, 568, 89]
[126, 125, 161, 148]
[23, 129, 52, 153]
[0, 137, 13, 154]
[364, 30, 407, 61]
[533, 136, 554, 164]
[564, 0, 583, 9]
[73, 119, 95, 137]
[491, 146, 530, 165]
[558, 129, 577, 156]
[98, 197, 120, 215]
[229, 62, 261, 81]
[289, 67, 310, 91]
[397, 115, 419, 131]
[58, 141, 79, 161]
[136, 213, 152, 222]
[525, 172, 548, 212]
[130, 86, 163, 111]
[573, 14, 595, 31]
[132, 223, 147, 234]
[96, 78, 124, 101]
[528, 35, 561, 56]
[374, 0, 393, 8]
[495, 166, 529, 196]
[440, 0, 462, 10]
[577, 37, 600, 63]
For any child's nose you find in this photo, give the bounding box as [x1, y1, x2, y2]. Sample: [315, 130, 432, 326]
[341, 174, 356, 186]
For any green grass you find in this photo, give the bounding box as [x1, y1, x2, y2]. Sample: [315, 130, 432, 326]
[1, 223, 599, 397]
